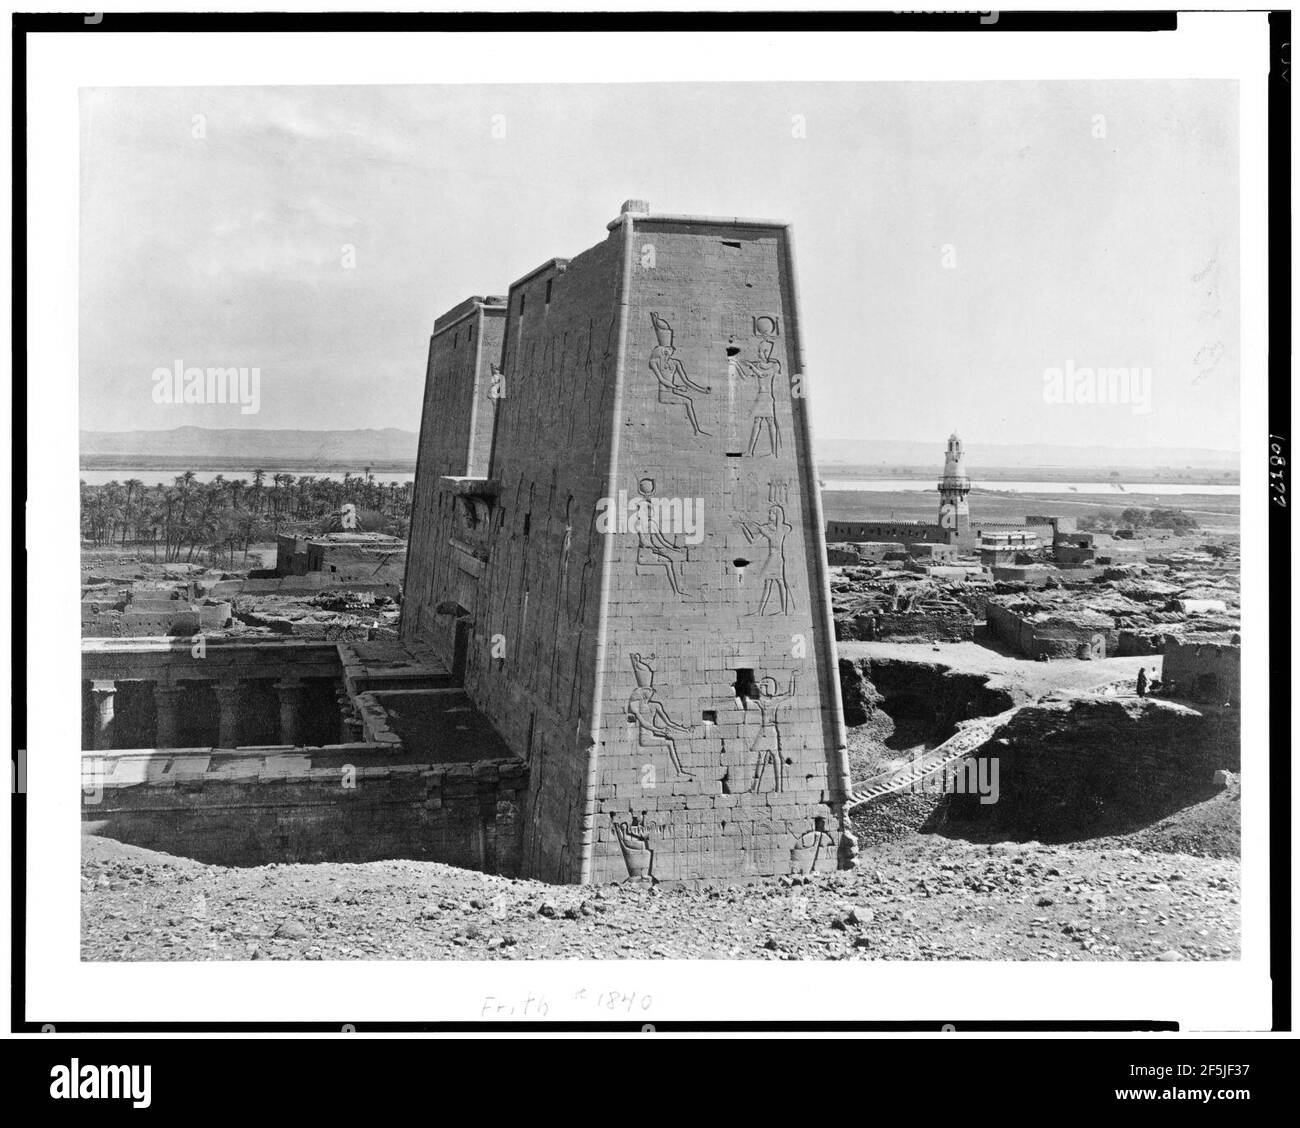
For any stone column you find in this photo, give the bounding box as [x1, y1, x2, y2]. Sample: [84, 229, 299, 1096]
[215, 680, 242, 748]
[89, 680, 116, 751]
[276, 679, 305, 746]
[153, 684, 184, 749]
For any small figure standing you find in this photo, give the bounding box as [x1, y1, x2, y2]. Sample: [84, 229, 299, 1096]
[747, 672, 798, 793]
[1136, 667, 1148, 697]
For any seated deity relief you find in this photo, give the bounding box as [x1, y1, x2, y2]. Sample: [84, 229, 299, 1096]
[648, 312, 711, 436]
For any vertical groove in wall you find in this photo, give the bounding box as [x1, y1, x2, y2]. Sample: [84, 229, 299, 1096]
[467, 306, 484, 475]
[579, 215, 636, 885]
[781, 225, 851, 800]
[399, 335, 438, 641]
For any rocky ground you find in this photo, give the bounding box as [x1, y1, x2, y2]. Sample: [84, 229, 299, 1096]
[81, 823, 1238, 962]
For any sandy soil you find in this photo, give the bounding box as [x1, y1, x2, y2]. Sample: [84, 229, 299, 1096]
[81, 828, 1238, 963]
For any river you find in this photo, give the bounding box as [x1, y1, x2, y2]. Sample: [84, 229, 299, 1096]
[77, 468, 1240, 496]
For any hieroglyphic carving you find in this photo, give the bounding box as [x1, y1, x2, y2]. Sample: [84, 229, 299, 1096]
[626, 652, 694, 780]
[648, 312, 711, 436]
[746, 671, 797, 792]
[737, 490, 794, 614]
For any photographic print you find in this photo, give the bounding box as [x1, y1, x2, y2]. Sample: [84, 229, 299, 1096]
[73, 76, 1244, 968]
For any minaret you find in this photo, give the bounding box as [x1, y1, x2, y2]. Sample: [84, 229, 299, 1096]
[937, 432, 971, 543]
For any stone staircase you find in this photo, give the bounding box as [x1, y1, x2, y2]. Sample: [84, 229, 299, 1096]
[844, 671, 1142, 810]
[845, 707, 1018, 810]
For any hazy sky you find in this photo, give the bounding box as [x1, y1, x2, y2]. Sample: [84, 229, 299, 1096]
[80, 81, 1239, 450]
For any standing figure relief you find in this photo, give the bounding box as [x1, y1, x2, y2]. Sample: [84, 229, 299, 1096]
[737, 500, 794, 615]
[746, 671, 798, 793]
[734, 337, 783, 457]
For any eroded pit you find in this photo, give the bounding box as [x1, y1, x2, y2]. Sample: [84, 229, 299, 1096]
[839, 655, 1018, 773]
[838, 655, 1239, 855]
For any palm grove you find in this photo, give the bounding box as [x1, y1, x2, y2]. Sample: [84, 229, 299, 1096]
[80, 470, 413, 565]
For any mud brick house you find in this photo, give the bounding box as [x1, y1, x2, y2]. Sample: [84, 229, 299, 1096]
[402, 201, 853, 884]
[275, 531, 406, 583]
[1161, 636, 1240, 704]
[986, 599, 1119, 659]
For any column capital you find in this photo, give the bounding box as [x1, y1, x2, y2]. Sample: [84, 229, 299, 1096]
[89, 679, 117, 695]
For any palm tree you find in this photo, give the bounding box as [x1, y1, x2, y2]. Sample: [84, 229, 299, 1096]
[296, 475, 314, 519]
[101, 481, 125, 547]
[122, 478, 144, 546]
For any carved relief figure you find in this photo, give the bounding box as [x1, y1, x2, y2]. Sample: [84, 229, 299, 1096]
[746, 671, 797, 792]
[550, 495, 574, 702]
[626, 652, 695, 780]
[736, 338, 783, 457]
[649, 312, 711, 435]
[589, 313, 617, 468]
[790, 817, 837, 874]
[612, 814, 654, 879]
[737, 501, 794, 614]
[572, 509, 598, 626]
[633, 477, 689, 597]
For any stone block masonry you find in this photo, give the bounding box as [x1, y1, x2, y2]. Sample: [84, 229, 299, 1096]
[401, 202, 854, 884]
[402, 296, 508, 669]
[82, 747, 527, 871]
[80, 641, 528, 873]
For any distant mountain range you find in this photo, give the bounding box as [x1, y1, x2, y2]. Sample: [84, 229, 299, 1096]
[79, 427, 1239, 472]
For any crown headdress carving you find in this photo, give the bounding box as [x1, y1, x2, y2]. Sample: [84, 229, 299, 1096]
[630, 652, 657, 688]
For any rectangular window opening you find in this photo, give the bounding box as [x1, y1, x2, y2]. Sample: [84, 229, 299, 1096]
[733, 669, 758, 701]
